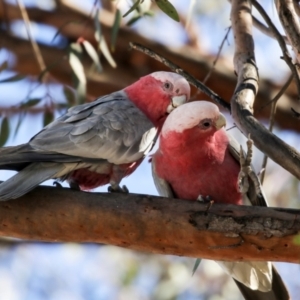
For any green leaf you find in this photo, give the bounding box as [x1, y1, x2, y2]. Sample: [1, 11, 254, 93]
[43, 110, 54, 127]
[82, 40, 102, 73]
[94, 8, 102, 41]
[13, 113, 24, 139]
[126, 15, 142, 26]
[293, 234, 300, 245]
[69, 42, 86, 85]
[94, 10, 116, 68]
[111, 9, 121, 51]
[76, 80, 86, 105]
[155, 0, 180, 22]
[51, 20, 81, 43]
[63, 86, 76, 106]
[0, 61, 8, 73]
[123, 0, 141, 17]
[20, 98, 41, 108]
[0, 117, 10, 147]
[0, 74, 26, 83]
[192, 258, 201, 276]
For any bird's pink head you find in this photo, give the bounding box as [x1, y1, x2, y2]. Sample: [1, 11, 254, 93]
[161, 101, 227, 146]
[124, 72, 190, 128]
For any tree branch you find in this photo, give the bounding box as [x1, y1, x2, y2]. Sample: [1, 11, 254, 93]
[2, 2, 300, 133]
[230, 0, 300, 180]
[129, 42, 230, 110]
[0, 186, 299, 263]
[276, 0, 300, 67]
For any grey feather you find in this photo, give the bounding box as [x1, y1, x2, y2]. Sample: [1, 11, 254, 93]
[29, 90, 155, 164]
[0, 162, 65, 200]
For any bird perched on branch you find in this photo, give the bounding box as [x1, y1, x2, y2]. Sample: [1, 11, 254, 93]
[152, 101, 289, 300]
[0, 71, 190, 200]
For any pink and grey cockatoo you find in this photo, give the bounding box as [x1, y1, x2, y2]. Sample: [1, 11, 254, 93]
[152, 101, 289, 300]
[0, 71, 190, 200]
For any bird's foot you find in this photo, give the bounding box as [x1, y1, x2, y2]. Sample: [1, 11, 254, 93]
[108, 184, 129, 193]
[69, 181, 81, 191]
[197, 195, 214, 213]
[197, 195, 212, 203]
[238, 135, 262, 197]
[53, 181, 63, 188]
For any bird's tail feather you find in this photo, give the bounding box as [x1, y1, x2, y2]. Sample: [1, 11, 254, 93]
[234, 266, 290, 300]
[0, 162, 65, 201]
[216, 260, 272, 291]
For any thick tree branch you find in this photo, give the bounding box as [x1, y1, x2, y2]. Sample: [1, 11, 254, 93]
[0, 186, 299, 263]
[230, 0, 300, 180]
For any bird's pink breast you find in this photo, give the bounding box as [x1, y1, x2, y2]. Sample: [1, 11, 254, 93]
[156, 130, 243, 205]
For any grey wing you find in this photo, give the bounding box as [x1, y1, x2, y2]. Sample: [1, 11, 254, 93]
[227, 133, 268, 207]
[151, 156, 175, 198]
[30, 91, 157, 165]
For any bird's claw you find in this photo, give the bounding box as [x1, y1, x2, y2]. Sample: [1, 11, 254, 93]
[53, 181, 63, 188]
[108, 184, 129, 193]
[197, 195, 212, 203]
[238, 135, 262, 197]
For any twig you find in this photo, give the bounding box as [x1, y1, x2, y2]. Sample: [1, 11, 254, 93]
[129, 42, 231, 111]
[16, 0, 46, 78]
[190, 27, 231, 101]
[203, 27, 231, 85]
[252, 15, 290, 44]
[259, 74, 293, 111]
[260, 75, 293, 184]
[251, 0, 300, 98]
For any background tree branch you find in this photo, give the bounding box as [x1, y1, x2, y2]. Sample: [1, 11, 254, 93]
[230, 0, 300, 180]
[1, 1, 300, 132]
[0, 186, 299, 263]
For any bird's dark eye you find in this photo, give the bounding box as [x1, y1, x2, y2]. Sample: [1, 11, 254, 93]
[199, 119, 212, 129]
[163, 81, 173, 91]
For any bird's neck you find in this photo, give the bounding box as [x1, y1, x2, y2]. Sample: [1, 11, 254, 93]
[160, 128, 228, 164]
[124, 78, 168, 128]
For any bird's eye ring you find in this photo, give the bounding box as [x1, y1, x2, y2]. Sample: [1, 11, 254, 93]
[163, 81, 173, 91]
[199, 119, 212, 129]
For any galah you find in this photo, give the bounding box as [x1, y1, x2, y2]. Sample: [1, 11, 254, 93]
[152, 101, 289, 300]
[0, 71, 190, 200]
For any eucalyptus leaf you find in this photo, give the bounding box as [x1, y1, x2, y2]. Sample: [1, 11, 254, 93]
[0, 61, 8, 73]
[192, 258, 201, 276]
[0, 74, 26, 84]
[69, 43, 86, 85]
[123, 0, 141, 17]
[0, 117, 10, 147]
[20, 98, 41, 108]
[111, 9, 121, 51]
[43, 110, 54, 127]
[155, 0, 180, 22]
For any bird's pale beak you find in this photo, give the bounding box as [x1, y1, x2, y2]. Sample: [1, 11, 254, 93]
[167, 95, 187, 113]
[215, 113, 227, 130]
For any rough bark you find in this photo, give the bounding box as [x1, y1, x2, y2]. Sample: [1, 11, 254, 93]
[0, 186, 299, 263]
